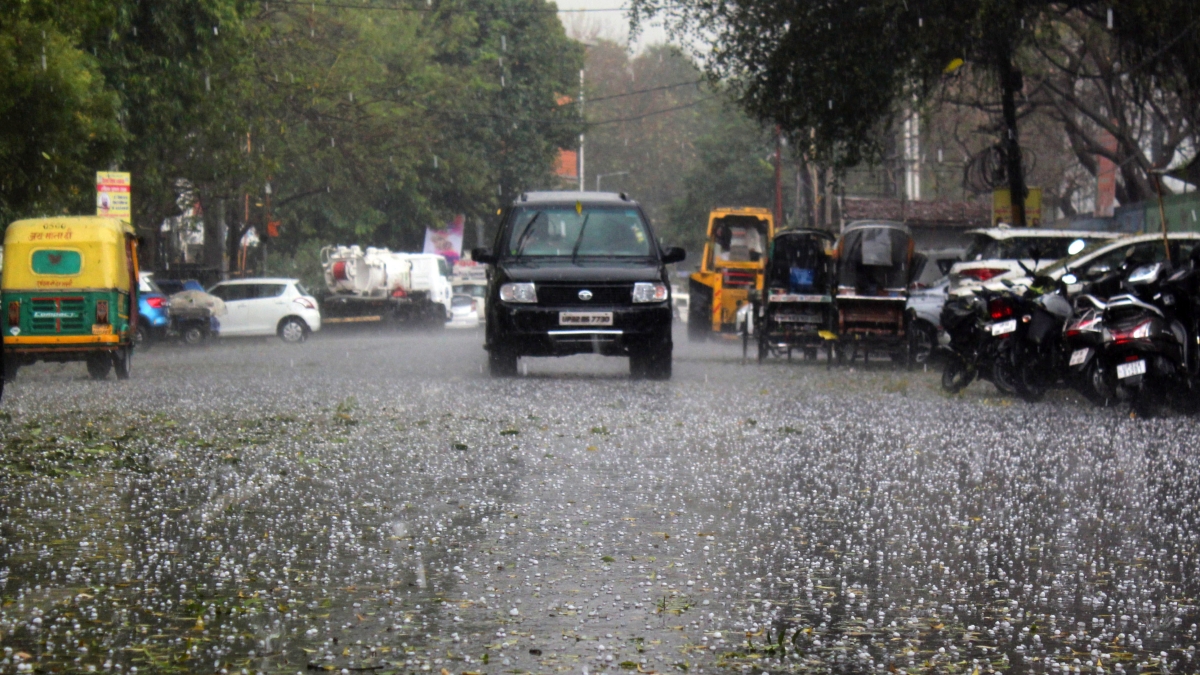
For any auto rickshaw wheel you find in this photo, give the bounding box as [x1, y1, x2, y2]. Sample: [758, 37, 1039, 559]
[86, 353, 112, 380]
[113, 346, 132, 380]
[2, 359, 17, 383]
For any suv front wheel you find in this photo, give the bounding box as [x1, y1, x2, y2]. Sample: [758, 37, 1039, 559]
[630, 341, 672, 380]
[488, 344, 518, 377]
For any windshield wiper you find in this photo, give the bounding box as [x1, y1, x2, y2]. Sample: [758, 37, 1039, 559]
[570, 213, 592, 262]
[512, 211, 544, 257]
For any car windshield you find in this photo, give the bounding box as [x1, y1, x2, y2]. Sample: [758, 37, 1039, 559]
[505, 205, 653, 258]
[295, 282, 309, 297]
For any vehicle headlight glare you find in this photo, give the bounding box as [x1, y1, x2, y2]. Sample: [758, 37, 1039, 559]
[499, 282, 537, 303]
[632, 282, 669, 303]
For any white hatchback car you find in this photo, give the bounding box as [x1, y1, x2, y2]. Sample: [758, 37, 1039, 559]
[207, 278, 322, 343]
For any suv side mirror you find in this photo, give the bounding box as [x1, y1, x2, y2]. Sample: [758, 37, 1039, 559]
[472, 247, 496, 265]
[661, 246, 686, 264]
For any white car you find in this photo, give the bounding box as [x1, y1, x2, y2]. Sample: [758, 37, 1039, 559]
[447, 294, 480, 329]
[1023, 232, 1200, 294]
[207, 278, 322, 343]
[949, 228, 1119, 292]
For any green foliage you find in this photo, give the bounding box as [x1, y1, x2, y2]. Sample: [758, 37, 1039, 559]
[0, 15, 124, 223]
[663, 105, 773, 256]
[0, 0, 584, 264]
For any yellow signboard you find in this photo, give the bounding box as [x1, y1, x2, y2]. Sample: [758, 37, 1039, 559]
[96, 171, 131, 219]
[992, 187, 1042, 227]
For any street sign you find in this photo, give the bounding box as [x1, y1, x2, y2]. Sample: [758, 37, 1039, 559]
[96, 172, 131, 220]
[992, 187, 1042, 227]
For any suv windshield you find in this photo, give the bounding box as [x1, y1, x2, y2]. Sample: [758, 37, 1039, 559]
[505, 205, 652, 258]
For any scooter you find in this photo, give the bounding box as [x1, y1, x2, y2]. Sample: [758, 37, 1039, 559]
[1008, 277, 1074, 402]
[1098, 262, 1191, 416]
[1062, 294, 1114, 406]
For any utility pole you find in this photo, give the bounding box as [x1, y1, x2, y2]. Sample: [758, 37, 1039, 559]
[773, 126, 783, 227]
[578, 69, 585, 192]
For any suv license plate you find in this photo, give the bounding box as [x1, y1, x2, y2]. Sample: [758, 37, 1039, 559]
[559, 312, 613, 327]
[991, 319, 1017, 336]
[1117, 359, 1147, 379]
[1069, 348, 1090, 366]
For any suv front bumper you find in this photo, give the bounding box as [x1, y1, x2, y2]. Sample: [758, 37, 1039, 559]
[490, 303, 671, 357]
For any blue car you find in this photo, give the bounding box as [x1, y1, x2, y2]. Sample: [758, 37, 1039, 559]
[137, 273, 170, 346]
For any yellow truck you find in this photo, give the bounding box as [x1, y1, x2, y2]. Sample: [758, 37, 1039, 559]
[687, 207, 774, 340]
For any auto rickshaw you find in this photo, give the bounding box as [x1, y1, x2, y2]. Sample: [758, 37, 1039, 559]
[832, 221, 915, 365]
[2, 217, 139, 381]
[746, 228, 837, 362]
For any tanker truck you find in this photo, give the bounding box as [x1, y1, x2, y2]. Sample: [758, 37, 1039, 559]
[319, 245, 453, 329]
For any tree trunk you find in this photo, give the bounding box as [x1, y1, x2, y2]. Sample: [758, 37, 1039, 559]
[997, 52, 1027, 227]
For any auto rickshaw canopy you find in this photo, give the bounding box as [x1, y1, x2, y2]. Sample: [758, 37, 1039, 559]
[766, 229, 836, 294]
[835, 221, 914, 296]
[2, 217, 135, 292]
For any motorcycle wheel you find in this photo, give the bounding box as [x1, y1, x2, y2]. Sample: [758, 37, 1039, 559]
[991, 343, 1018, 395]
[1013, 345, 1049, 403]
[941, 354, 975, 393]
[1077, 360, 1114, 407]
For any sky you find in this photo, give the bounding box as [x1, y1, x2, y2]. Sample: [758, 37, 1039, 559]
[554, 0, 670, 51]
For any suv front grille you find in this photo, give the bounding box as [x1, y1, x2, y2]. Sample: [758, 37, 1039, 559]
[538, 284, 632, 306]
[30, 297, 87, 333]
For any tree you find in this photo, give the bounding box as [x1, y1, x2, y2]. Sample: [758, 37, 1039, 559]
[0, 2, 125, 223]
[630, 0, 1199, 225]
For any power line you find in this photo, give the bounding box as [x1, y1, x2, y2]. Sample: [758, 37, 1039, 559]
[424, 94, 713, 126]
[267, 0, 648, 13]
[583, 78, 704, 104]
[589, 95, 715, 125]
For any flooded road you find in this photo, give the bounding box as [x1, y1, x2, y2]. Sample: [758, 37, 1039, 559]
[1, 328, 1197, 675]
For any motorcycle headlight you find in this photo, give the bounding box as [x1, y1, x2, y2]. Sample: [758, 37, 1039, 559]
[499, 282, 537, 304]
[632, 282, 669, 303]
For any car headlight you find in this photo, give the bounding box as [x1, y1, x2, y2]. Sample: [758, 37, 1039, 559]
[632, 282, 669, 303]
[499, 282, 537, 303]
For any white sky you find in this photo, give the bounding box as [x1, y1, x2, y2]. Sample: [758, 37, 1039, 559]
[554, 0, 670, 51]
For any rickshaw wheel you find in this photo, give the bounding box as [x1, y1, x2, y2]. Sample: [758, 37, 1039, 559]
[113, 346, 132, 380]
[86, 353, 112, 380]
[2, 359, 17, 383]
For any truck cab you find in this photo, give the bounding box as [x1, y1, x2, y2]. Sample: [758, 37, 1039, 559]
[688, 207, 774, 340]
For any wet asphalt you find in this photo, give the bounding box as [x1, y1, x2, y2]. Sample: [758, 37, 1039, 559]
[0, 326, 1198, 675]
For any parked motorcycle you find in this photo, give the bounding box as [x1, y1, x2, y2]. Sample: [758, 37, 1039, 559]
[938, 286, 1020, 394]
[1007, 277, 1074, 402]
[1097, 262, 1192, 415]
[1061, 294, 1114, 406]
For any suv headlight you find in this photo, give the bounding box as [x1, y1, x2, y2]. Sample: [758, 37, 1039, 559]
[632, 282, 669, 303]
[499, 282, 537, 303]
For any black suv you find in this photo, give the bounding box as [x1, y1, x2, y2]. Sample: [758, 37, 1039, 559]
[473, 192, 685, 379]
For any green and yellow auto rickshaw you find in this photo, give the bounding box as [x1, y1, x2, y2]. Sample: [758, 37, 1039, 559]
[2, 216, 138, 381]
